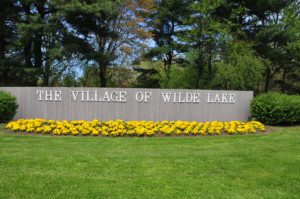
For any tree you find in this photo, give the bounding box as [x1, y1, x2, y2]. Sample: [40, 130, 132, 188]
[250, 0, 298, 92]
[213, 0, 299, 93]
[145, 0, 191, 83]
[183, 0, 229, 88]
[79, 65, 135, 87]
[275, 1, 300, 93]
[133, 61, 163, 88]
[212, 42, 264, 91]
[17, 0, 74, 86]
[61, 0, 154, 87]
[0, 0, 24, 86]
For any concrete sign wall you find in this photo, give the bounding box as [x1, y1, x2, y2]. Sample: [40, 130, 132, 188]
[0, 87, 253, 121]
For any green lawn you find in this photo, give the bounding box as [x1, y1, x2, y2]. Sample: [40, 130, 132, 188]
[0, 124, 299, 199]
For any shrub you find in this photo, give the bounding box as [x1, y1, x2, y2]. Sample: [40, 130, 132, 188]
[0, 90, 18, 122]
[250, 92, 300, 125]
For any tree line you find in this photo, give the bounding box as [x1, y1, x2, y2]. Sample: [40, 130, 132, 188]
[0, 0, 299, 94]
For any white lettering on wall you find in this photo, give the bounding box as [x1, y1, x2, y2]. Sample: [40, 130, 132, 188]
[36, 90, 44, 101]
[229, 94, 235, 103]
[161, 93, 172, 102]
[36, 90, 236, 104]
[54, 91, 62, 101]
[144, 92, 152, 102]
[45, 91, 53, 101]
[71, 91, 79, 101]
[136, 92, 151, 103]
[221, 94, 228, 103]
[36, 90, 62, 101]
[186, 93, 193, 103]
[193, 93, 200, 103]
[119, 91, 127, 102]
[207, 93, 236, 104]
[70, 91, 127, 102]
[86, 91, 94, 101]
[178, 93, 185, 103]
[81, 91, 85, 101]
[161, 93, 201, 103]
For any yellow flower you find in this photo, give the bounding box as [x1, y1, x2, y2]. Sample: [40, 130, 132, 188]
[5, 119, 266, 137]
[92, 129, 99, 136]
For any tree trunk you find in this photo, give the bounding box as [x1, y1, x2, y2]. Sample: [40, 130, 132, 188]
[98, 54, 108, 87]
[99, 64, 107, 87]
[24, 39, 32, 68]
[43, 72, 50, 86]
[197, 51, 204, 88]
[0, 18, 5, 60]
[42, 56, 51, 86]
[34, 35, 43, 68]
[33, 34, 42, 68]
[280, 67, 287, 93]
[264, 66, 271, 92]
[0, 16, 5, 86]
[165, 20, 174, 85]
[208, 47, 212, 80]
[165, 51, 173, 83]
[22, 3, 33, 68]
[33, 1, 46, 85]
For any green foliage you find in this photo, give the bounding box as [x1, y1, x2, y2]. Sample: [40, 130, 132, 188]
[78, 65, 136, 87]
[250, 93, 300, 125]
[61, 0, 153, 87]
[0, 91, 18, 122]
[132, 60, 190, 88]
[146, 0, 191, 75]
[16, 0, 72, 86]
[212, 42, 264, 91]
[182, 0, 231, 88]
[79, 65, 100, 87]
[0, 1, 29, 86]
[106, 67, 135, 88]
[0, 0, 299, 92]
[163, 67, 189, 89]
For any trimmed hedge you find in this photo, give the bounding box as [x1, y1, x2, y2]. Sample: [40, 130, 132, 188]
[0, 90, 18, 122]
[250, 92, 300, 125]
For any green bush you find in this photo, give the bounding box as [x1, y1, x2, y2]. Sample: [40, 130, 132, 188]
[250, 92, 300, 125]
[0, 90, 18, 122]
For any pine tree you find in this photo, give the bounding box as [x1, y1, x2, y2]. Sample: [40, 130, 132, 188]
[145, 0, 192, 85]
[61, 0, 154, 87]
[0, 0, 23, 86]
[183, 0, 229, 88]
[17, 0, 72, 86]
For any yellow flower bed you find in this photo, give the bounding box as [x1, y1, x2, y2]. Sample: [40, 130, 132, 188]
[6, 119, 266, 136]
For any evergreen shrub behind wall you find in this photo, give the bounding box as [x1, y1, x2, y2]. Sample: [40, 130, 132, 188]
[0, 90, 18, 122]
[250, 92, 300, 125]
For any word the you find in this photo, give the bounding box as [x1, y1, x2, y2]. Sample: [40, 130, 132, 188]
[36, 91, 62, 101]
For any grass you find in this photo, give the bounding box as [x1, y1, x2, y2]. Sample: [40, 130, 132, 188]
[0, 124, 299, 199]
